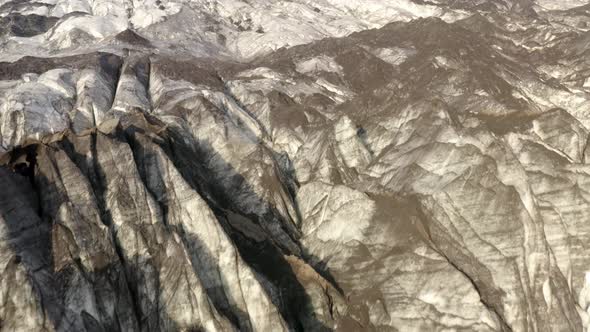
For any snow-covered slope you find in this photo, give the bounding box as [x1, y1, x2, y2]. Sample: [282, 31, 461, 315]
[0, 0, 470, 60]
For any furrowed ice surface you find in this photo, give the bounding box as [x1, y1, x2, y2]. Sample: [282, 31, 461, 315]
[1, 0, 590, 331]
[0, 0, 469, 61]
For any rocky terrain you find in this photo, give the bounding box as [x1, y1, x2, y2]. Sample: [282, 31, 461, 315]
[1, 0, 590, 331]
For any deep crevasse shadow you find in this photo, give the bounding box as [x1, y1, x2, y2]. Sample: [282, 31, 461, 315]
[122, 117, 335, 331]
[0, 144, 187, 331]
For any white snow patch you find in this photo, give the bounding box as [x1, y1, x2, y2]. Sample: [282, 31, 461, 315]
[579, 272, 590, 310]
[315, 194, 375, 242]
[536, 0, 588, 10]
[237, 67, 289, 81]
[542, 279, 552, 308]
[131, 2, 182, 28]
[50, 15, 127, 40]
[365, 47, 417, 66]
[315, 78, 351, 102]
[296, 56, 343, 74]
